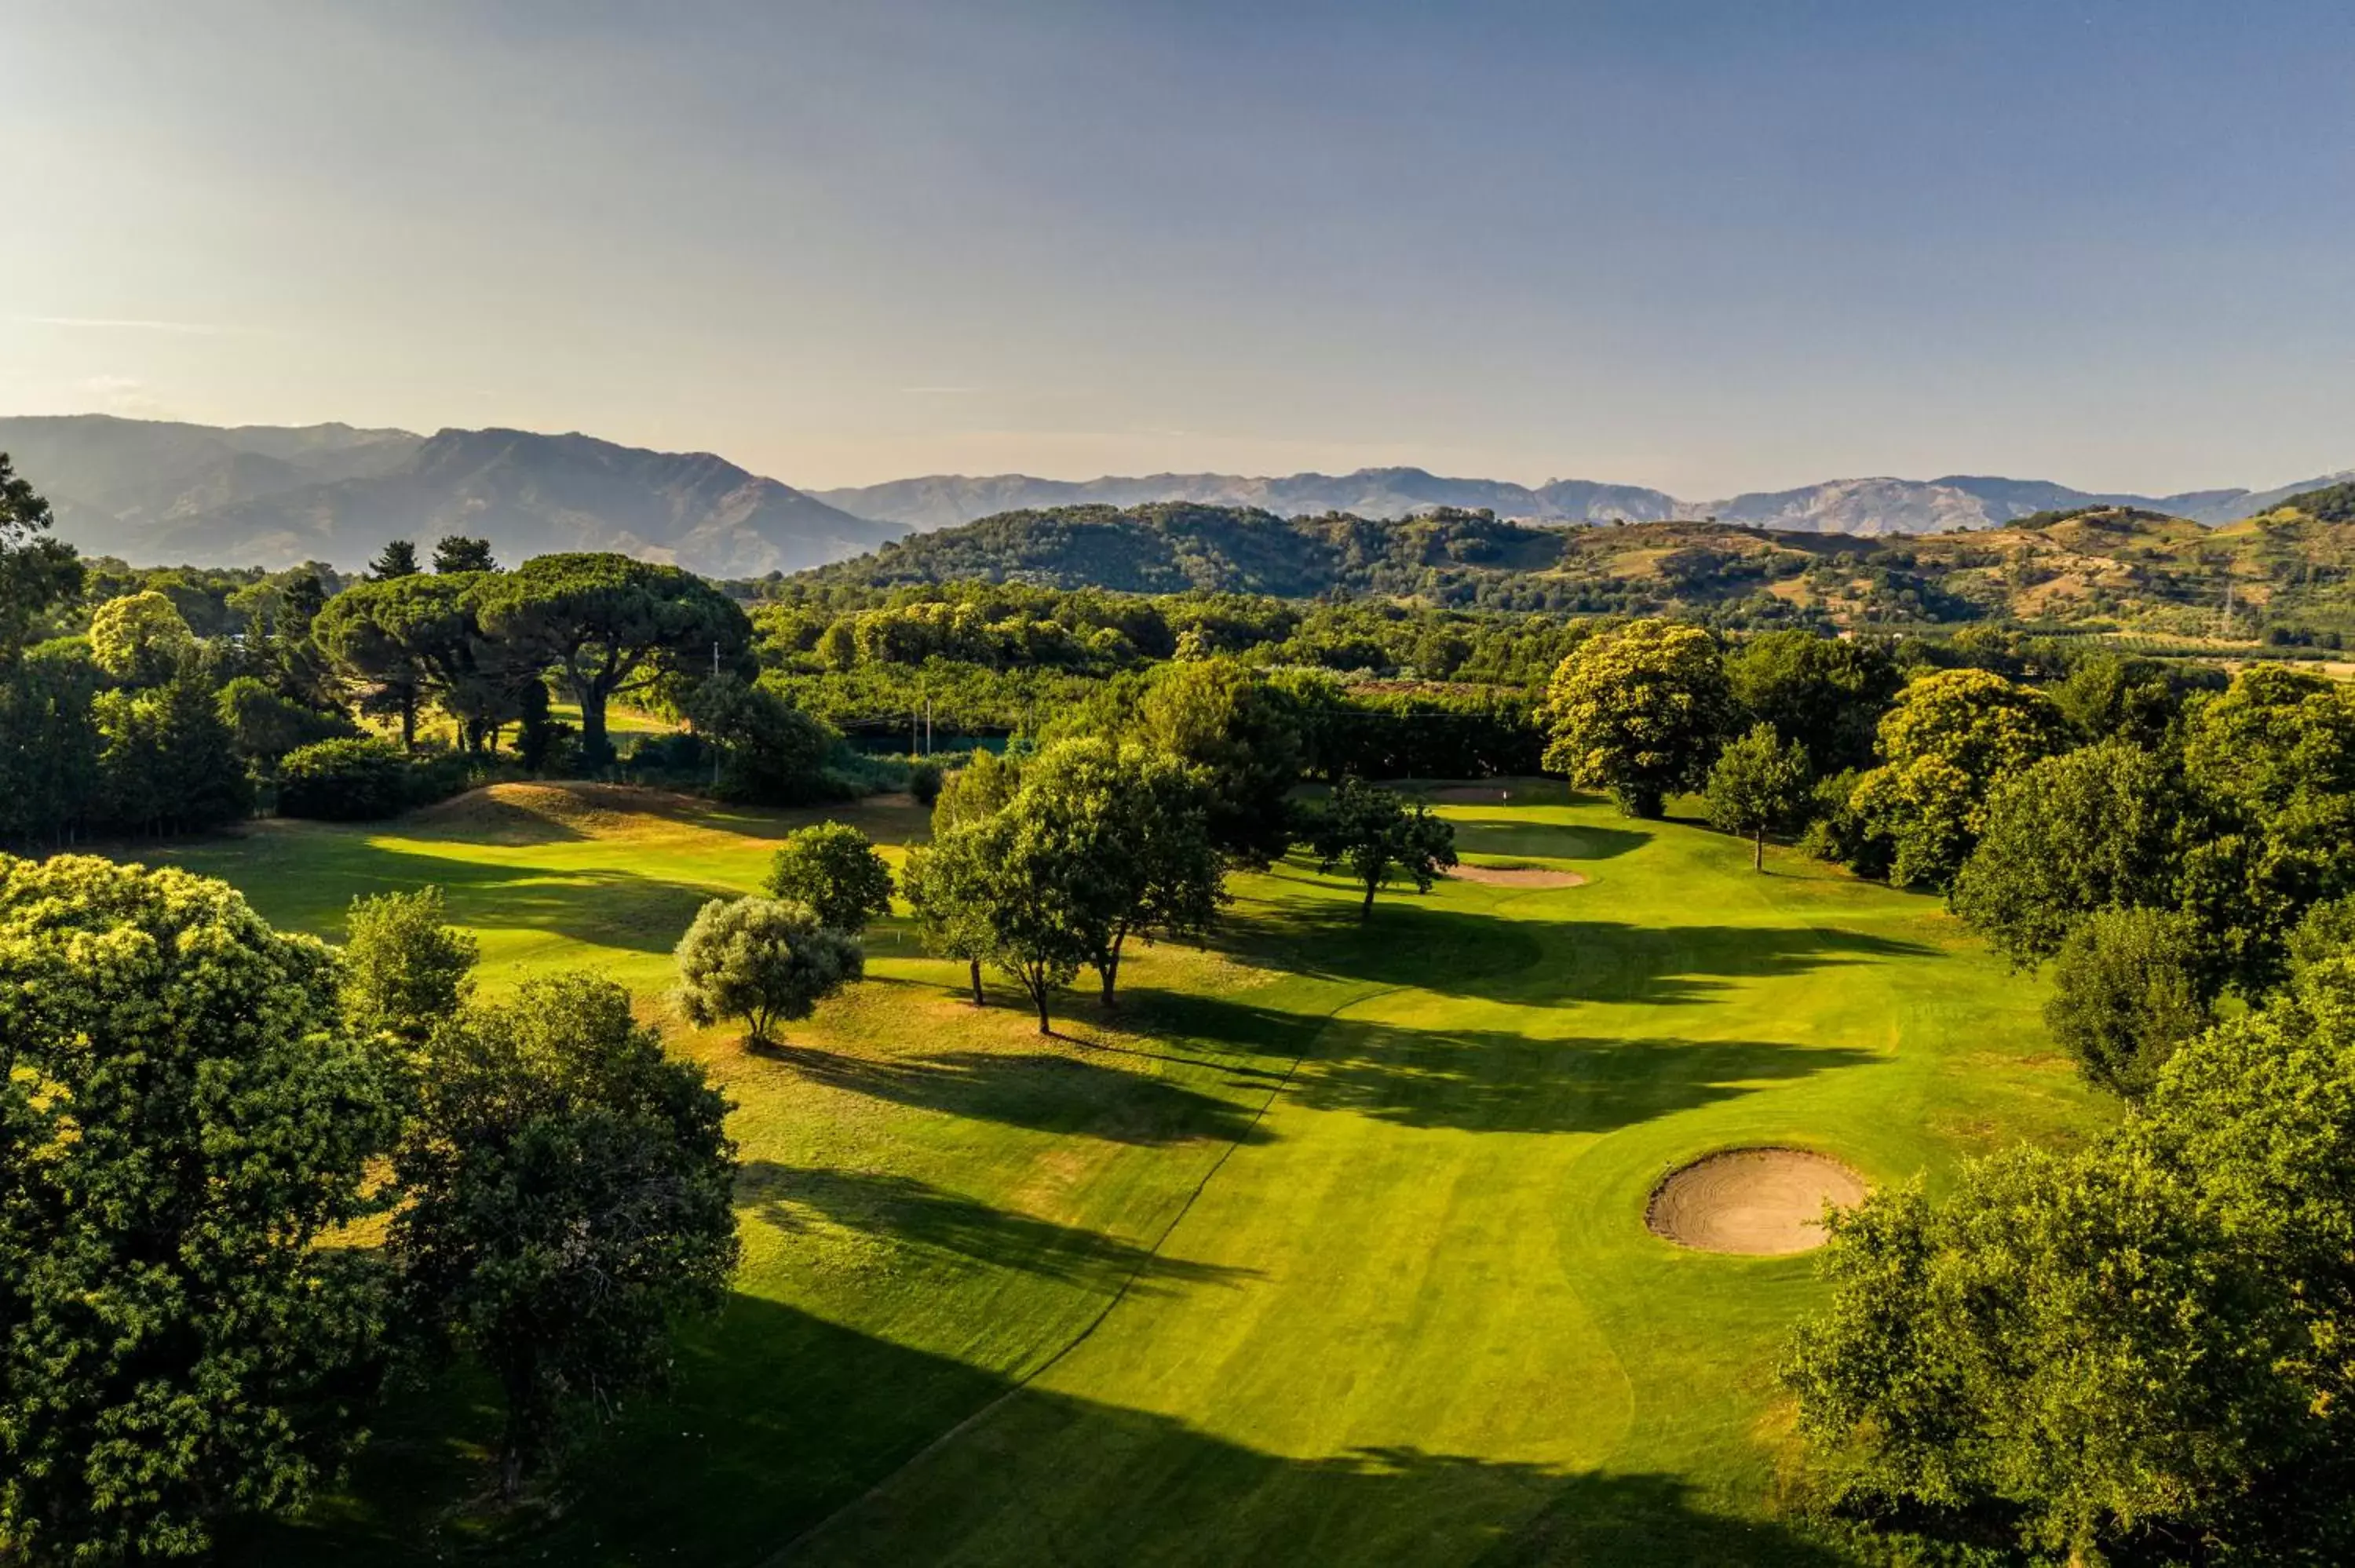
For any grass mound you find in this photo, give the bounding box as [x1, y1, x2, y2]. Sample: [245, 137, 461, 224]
[408, 781, 714, 843]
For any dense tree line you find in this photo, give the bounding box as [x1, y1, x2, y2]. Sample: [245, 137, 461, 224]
[0, 866, 737, 1559]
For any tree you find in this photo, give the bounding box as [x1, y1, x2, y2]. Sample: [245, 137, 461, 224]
[1725, 630, 1897, 772]
[431, 535, 497, 574]
[1309, 777, 1459, 919]
[901, 831, 998, 1005]
[88, 589, 198, 685]
[2043, 906, 2215, 1098]
[0, 452, 82, 665]
[214, 674, 357, 766]
[475, 553, 750, 764]
[763, 822, 895, 932]
[1949, 739, 2190, 965]
[0, 643, 100, 848]
[1541, 618, 1732, 817]
[684, 674, 838, 804]
[91, 665, 252, 835]
[314, 574, 535, 753]
[391, 973, 737, 1497]
[1844, 669, 2068, 889]
[1703, 722, 1811, 871]
[367, 538, 420, 579]
[0, 856, 395, 1559]
[1018, 739, 1226, 1001]
[1134, 657, 1300, 865]
[930, 747, 1022, 833]
[1787, 961, 2355, 1563]
[937, 808, 1094, 1034]
[342, 886, 479, 1048]
[674, 895, 864, 1044]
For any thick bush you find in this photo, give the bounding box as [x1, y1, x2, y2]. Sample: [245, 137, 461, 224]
[275, 740, 473, 822]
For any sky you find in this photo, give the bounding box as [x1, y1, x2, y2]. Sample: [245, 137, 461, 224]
[5, 0, 2354, 498]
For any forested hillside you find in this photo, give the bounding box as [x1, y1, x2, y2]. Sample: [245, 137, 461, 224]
[803, 492, 2355, 643]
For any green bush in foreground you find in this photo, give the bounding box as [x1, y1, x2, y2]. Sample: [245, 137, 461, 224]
[0, 855, 395, 1562]
[1787, 959, 2355, 1563]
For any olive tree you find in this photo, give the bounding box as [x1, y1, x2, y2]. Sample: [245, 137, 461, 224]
[0, 856, 395, 1560]
[674, 895, 864, 1045]
[390, 973, 738, 1497]
[764, 822, 895, 932]
[1541, 618, 1732, 817]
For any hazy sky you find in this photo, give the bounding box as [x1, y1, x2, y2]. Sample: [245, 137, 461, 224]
[6, 1, 2353, 495]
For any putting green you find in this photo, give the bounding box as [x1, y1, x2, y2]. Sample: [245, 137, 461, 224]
[119, 779, 2101, 1566]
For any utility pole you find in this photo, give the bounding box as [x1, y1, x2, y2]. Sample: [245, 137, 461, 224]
[925, 695, 933, 756]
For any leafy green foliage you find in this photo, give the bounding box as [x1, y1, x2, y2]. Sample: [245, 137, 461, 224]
[1724, 630, 1897, 771]
[1540, 618, 1732, 818]
[1789, 961, 2355, 1562]
[276, 737, 420, 821]
[91, 664, 252, 834]
[763, 822, 895, 933]
[367, 539, 419, 579]
[1703, 722, 1811, 870]
[342, 886, 479, 1048]
[1134, 658, 1301, 864]
[687, 675, 840, 804]
[214, 674, 357, 764]
[1843, 669, 2068, 889]
[390, 973, 738, 1496]
[674, 895, 864, 1044]
[475, 552, 750, 763]
[1949, 739, 2190, 965]
[430, 535, 497, 574]
[87, 589, 197, 684]
[0, 856, 395, 1560]
[0, 453, 82, 665]
[1308, 777, 1459, 918]
[2043, 906, 2215, 1097]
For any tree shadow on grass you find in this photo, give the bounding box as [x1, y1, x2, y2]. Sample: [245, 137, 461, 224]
[258, 1293, 1847, 1568]
[309, 842, 727, 956]
[1218, 893, 1935, 1007]
[735, 1161, 1261, 1296]
[761, 1043, 1278, 1147]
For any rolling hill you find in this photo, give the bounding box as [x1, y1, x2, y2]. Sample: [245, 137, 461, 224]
[812, 465, 2335, 534]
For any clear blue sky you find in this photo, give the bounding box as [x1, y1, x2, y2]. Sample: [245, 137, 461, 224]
[5, 1, 2352, 496]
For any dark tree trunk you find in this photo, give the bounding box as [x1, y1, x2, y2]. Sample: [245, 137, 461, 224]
[1754, 826, 1765, 872]
[400, 688, 417, 752]
[968, 956, 985, 1005]
[579, 685, 610, 768]
[1361, 880, 1378, 921]
[1034, 989, 1051, 1035]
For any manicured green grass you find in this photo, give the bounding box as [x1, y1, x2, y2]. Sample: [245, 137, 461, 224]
[121, 779, 2103, 1566]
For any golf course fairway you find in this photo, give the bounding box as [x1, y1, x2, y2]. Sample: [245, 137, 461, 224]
[126, 779, 2102, 1566]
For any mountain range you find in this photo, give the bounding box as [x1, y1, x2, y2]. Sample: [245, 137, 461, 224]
[813, 467, 2351, 534]
[0, 414, 904, 577]
[6, 413, 2351, 576]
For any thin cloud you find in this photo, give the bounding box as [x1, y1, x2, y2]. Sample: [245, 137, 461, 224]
[900, 385, 986, 395]
[15, 315, 239, 335]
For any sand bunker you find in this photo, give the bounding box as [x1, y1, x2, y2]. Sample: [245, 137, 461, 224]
[1446, 863, 1588, 888]
[1645, 1148, 1867, 1256]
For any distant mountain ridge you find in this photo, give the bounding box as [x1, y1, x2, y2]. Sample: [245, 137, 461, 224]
[816, 466, 2350, 534]
[9, 414, 2353, 573]
[0, 414, 904, 576]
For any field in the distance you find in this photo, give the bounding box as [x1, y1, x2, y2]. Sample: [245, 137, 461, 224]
[123, 780, 2104, 1567]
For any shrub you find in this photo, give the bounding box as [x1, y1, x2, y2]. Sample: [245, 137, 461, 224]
[909, 759, 944, 807]
[276, 738, 472, 821]
[673, 896, 864, 1044]
[764, 822, 895, 932]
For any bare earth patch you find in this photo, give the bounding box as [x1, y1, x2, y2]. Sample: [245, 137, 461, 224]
[1446, 863, 1588, 888]
[1645, 1148, 1867, 1256]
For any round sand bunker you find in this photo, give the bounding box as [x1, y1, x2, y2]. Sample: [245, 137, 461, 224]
[1445, 863, 1588, 888]
[1645, 1148, 1867, 1256]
